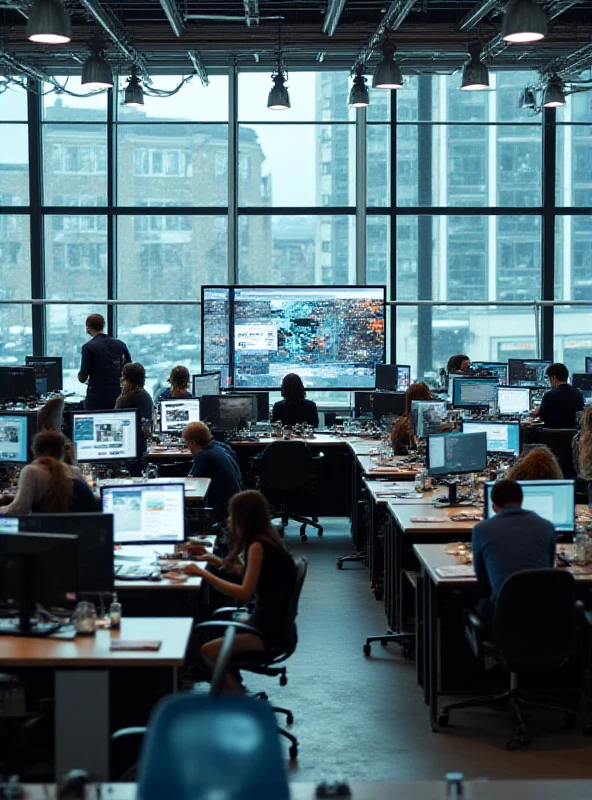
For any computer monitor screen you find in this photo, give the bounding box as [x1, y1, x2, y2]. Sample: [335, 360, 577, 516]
[530, 387, 545, 410]
[25, 356, 63, 393]
[200, 395, 256, 430]
[586, 357, 592, 375]
[427, 432, 487, 477]
[411, 401, 447, 438]
[484, 480, 575, 532]
[497, 387, 531, 416]
[160, 399, 201, 434]
[572, 374, 592, 392]
[101, 483, 185, 545]
[372, 392, 406, 420]
[508, 359, 551, 388]
[192, 372, 221, 398]
[471, 362, 508, 384]
[73, 410, 139, 462]
[233, 392, 269, 422]
[0, 413, 32, 464]
[452, 377, 499, 409]
[462, 421, 520, 456]
[202, 285, 386, 391]
[375, 364, 411, 392]
[0, 367, 37, 401]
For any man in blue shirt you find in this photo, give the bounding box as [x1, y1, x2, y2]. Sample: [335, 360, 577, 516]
[78, 314, 132, 411]
[472, 479, 556, 621]
[182, 421, 243, 520]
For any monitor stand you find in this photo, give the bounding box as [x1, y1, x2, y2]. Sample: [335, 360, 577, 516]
[434, 481, 466, 507]
[0, 554, 63, 638]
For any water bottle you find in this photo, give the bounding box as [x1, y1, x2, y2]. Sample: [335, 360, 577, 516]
[414, 470, 425, 493]
[109, 593, 122, 629]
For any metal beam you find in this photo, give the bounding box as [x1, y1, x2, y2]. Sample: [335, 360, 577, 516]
[77, 0, 149, 75]
[158, 0, 185, 37]
[358, 0, 420, 64]
[456, 0, 500, 32]
[243, 0, 259, 27]
[323, 0, 347, 37]
[0, 52, 54, 83]
[188, 51, 209, 86]
[555, 42, 592, 78]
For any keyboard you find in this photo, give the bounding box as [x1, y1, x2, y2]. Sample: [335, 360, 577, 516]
[114, 564, 155, 580]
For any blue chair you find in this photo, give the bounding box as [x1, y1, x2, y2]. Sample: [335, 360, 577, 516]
[135, 693, 290, 800]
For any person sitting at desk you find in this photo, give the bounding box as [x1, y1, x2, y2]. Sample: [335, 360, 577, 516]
[186, 489, 297, 693]
[472, 479, 556, 623]
[182, 421, 243, 520]
[271, 373, 319, 428]
[0, 430, 98, 516]
[157, 365, 194, 401]
[531, 362, 584, 429]
[574, 407, 592, 484]
[506, 446, 563, 482]
[78, 313, 131, 411]
[115, 362, 154, 450]
[390, 382, 432, 455]
[447, 353, 470, 373]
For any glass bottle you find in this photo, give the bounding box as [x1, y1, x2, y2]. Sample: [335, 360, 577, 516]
[109, 593, 122, 629]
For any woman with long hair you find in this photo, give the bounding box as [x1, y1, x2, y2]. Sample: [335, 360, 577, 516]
[185, 489, 297, 693]
[506, 445, 563, 482]
[390, 381, 432, 455]
[271, 373, 319, 428]
[159, 365, 193, 400]
[0, 430, 98, 515]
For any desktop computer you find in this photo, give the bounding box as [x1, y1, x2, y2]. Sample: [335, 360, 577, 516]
[484, 479, 575, 532]
[200, 394, 257, 430]
[72, 409, 141, 462]
[462, 420, 520, 456]
[411, 400, 447, 438]
[572, 374, 592, 393]
[372, 392, 406, 420]
[160, 398, 201, 434]
[427, 431, 488, 505]
[25, 356, 63, 394]
[375, 364, 411, 393]
[101, 482, 186, 547]
[0, 412, 35, 464]
[192, 372, 221, 398]
[0, 366, 37, 401]
[451, 377, 499, 409]
[497, 387, 531, 416]
[508, 359, 551, 388]
[471, 362, 508, 384]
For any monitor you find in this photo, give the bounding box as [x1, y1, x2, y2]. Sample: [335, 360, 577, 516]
[200, 394, 257, 430]
[452, 377, 499, 409]
[497, 386, 531, 416]
[471, 361, 508, 385]
[427, 432, 487, 477]
[372, 392, 406, 420]
[572, 374, 592, 393]
[101, 482, 186, 545]
[72, 409, 140, 462]
[25, 356, 63, 394]
[354, 392, 372, 418]
[375, 364, 411, 392]
[192, 372, 221, 398]
[160, 399, 201, 434]
[484, 479, 575, 533]
[530, 387, 545, 410]
[18, 513, 114, 594]
[0, 413, 34, 464]
[0, 366, 37, 401]
[586, 357, 592, 375]
[411, 401, 447, 438]
[462, 421, 520, 456]
[233, 392, 269, 422]
[508, 359, 551, 388]
[202, 285, 386, 391]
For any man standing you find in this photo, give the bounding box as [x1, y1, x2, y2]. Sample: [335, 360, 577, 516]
[531, 362, 584, 429]
[78, 314, 131, 411]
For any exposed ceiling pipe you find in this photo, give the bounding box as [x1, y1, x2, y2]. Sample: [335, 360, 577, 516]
[456, 0, 500, 31]
[358, 0, 420, 65]
[243, 0, 259, 27]
[187, 49, 209, 85]
[323, 0, 347, 37]
[77, 0, 150, 78]
[158, 0, 184, 37]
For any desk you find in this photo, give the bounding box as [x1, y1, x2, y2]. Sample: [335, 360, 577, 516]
[356, 453, 420, 479]
[98, 477, 210, 503]
[0, 617, 193, 779]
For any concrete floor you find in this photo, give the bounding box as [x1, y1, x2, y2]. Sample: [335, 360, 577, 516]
[245, 518, 592, 783]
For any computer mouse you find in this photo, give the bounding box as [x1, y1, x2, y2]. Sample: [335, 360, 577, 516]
[149, 571, 163, 581]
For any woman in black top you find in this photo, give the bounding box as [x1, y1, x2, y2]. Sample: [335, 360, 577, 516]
[271, 372, 319, 428]
[186, 489, 297, 693]
[115, 362, 154, 449]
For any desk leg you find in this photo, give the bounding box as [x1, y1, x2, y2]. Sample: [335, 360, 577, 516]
[422, 569, 430, 705]
[55, 670, 110, 780]
[415, 572, 424, 688]
[428, 579, 439, 731]
[394, 523, 403, 633]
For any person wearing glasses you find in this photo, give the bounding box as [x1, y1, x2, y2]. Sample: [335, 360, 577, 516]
[530, 363, 584, 429]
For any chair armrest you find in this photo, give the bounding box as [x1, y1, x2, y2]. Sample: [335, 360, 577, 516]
[193, 620, 264, 638]
[212, 606, 246, 619]
[111, 727, 146, 743]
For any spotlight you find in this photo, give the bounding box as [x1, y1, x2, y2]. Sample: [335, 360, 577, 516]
[26, 0, 71, 44]
[81, 45, 113, 90]
[267, 69, 290, 111]
[461, 42, 489, 91]
[123, 65, 144, 107]
[519, 87, 537, 109]
[349, 65, 370, 107]
[372, 39, 403, 90]
[501, 0, 547, 44]
[543, 75, 566, 107]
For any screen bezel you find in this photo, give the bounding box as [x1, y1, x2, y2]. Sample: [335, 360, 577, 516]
[100, 482, 186, 545]
[159, 398, 202, 434]
[72, 408, 142, 463]
[471, 361, 508, 384]
[483, 479, 575, 532]
[200, 394, 258, 430]
[375, 364, 411, 392]
[451, 376, 499, 409]
[0, 411, 36, 464]
[201, 284, 387, 392]
[496, 386, 532, 416]
[191, 371, 221, 398]
[508, 359, 552, 388]
[25, 356, 63, 392]
[427, 431, 488, 477]
[461, 420, 520, 455]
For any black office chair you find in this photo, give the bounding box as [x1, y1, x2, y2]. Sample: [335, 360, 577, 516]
[194, 558, 308, 760]
[522, 427, 577, 478]
[153, 460, 192, 478]
[255, 440, 323, 541]
[438, 569, 582, 750]
[37, 395, 65, 432]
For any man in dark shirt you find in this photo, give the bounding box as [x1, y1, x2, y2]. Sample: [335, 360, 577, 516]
[472, 479, 556, 622]
[531, 362, 584, 429]
[78, 314, 132, 411]
[182, 421, 243, 519]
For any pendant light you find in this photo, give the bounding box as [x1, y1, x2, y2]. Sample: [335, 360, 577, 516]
[267, 59, 290, 111]
[123, 65, 144, 107]
[543, 75, 566, 108]
[26, 0, 72, 44]
[349, 64, 369, 108]
[372, 39, 403, 90]
[501, 0, 547, 44]
[81, 45, 114, 90]
[461, 42, 489, 91]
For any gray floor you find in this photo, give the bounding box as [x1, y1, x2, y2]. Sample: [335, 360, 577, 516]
[246, 518, 592, 783]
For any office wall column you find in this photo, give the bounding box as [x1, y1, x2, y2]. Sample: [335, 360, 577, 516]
[27, 79, 45, 355]
[389, 89, 397, 362]
[356, 105, 366, 285]
[107, 85, 117, 336]
[541, 106, 556, 360]
[417, 76, 433, 376]
[228, 58, 238, 285]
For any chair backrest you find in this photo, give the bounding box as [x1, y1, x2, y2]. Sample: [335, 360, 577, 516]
[522, 427, 577, 478]
[37, 396, 65, 432]
[136, 694, 289, 800]
[156, 460, 192, 478]
[259, 441, 313, 491]
[492, 568, 576, 673]
[275, 557, 308, 658]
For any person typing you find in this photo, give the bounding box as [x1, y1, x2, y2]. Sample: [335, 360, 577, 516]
[531, 362, 584, 429]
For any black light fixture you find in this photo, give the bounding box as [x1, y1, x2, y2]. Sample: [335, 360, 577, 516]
[461, 42, 489, 91]
[267, 56, 290, 111]
[123, 65, 144, 107]
[543, 75, 566, 107]
[26, 0, 71, 44]
[81, 44, 114, 90]
[372, 39, 403, 90]
[349, 64, 370, 107]
[501, 0, 547, 44]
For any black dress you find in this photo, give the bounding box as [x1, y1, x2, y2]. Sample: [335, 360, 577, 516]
[248, 537, 298, 649]
[271, 399, 319, 428]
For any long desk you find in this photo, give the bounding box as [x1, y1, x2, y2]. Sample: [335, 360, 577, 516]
[0, 617, 193, 780]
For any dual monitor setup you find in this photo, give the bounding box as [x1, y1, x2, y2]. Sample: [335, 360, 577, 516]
[0, 357, 63, 401]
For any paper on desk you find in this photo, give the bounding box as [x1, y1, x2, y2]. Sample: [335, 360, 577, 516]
[435, 566, 476, 578]
[410, 516, 447, 523]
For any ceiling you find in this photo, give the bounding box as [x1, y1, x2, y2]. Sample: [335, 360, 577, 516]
[1, 0, 592, 82]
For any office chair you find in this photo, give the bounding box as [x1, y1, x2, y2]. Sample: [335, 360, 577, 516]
[438, 569, 582, 750]
[153, 460, 192, 478]
[37, 395, 65, 432]
[194, 558, 308, 760]
[522, 427, 577, 478]
[255, 440, 323, 541]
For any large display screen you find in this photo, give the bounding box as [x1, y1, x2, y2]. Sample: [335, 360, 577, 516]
[202, 286, 386, 391]
[73, 410, 139, 462]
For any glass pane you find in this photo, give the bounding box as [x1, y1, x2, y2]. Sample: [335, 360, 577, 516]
[239, 72, 352, 121]
[117, 216, 227, 299]
[497, 216, 541, 300]
[43, 77, 108, 121]
[367, 216, 389, 287]
[367, 125, 390, 207]
[239, 124, 354, 207]
[0, 84, 28, 121]
[556, 125, 592, 207]
[367, 89, 390, 122]
[117, 125, 228, 206]
[43, 124, 107, 205]
[117, 305, 202, 398]
[554, 308, 592, 378]
[497, 126, 541, 206]
[0, 125, 29, 205]
[118, 76, 228, 122]
[556, 90, 592, 123]
[46, 304, 108, 392]
[555, 216, 592, 301]
[45, 214, 107, 298]
[238, 215, 355, 284]
[0, 214, 32, 364]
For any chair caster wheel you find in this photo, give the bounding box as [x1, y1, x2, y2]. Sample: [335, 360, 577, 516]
[301, 534, 308, 542]
[289, 745, 298, 760]
[317, 528, 323, 536]
[286, 712, 294, 725]
[363, 643, 371, 656]
[337, 561, 343, 569]
[437, 712, 449, 728]
[280, 674, 288, 687]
